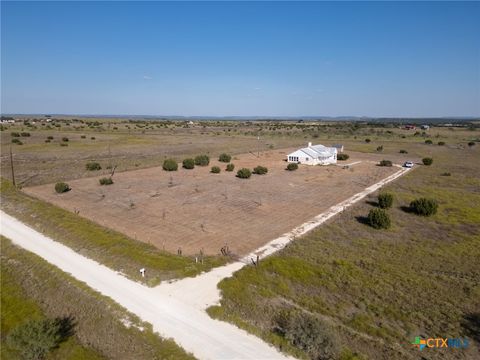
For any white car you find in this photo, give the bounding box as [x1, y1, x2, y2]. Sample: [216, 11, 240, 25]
[404, 161, 414, 168]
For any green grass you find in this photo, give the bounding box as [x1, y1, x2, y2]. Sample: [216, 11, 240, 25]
[0, 179, 225, 286]
[0, 236, 195, 360]
[210, 139, 480, 359]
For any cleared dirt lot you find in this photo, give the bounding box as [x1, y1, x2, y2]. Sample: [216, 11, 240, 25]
[24, 149, 402, 256]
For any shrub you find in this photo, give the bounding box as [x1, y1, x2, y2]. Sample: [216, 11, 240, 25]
[376, 145, 383, 152]
[438, 141, 445, 146]
[378, 193, 394, 209]
[283, 312, 340, 360]
[365, 138, 371, 143]
[62, 137, 69, 142]
[422, 157, 433, 166]
[91, 137, 96, 140]
[425, 139, 433, 144]
[468, 141, 475, 147]
[410, 198, 438, 216]
[399, 149, 408, 154]
[6, 319, 66, 360]
[11, 132, 20, 137]
[55, 182, 70, 193]
[11, 138, 23, 145]
[253, 165, 268, 175]
[182, 158, 195, 169]
[99, 177, 113, 185]
[47, 136, 54, 140]
[85, 162, 102, 171]
[337, 153, 349, 161]
[226, 163, 235, 172]
[236, 168, 252, 179]
[440, 172, 451, 176]
[45, 139, 51, 143]
[163, 159, 178, 171]
[218, 153, 231, 163]
[379, 160, 392, 167]
[194, 154, 210, 166]
[81, 135, 86, 139]
[286, 163, 298, 171]
[211, 166, 221, 173]
[20, 132, 31, 137]
[367, 208, 391, 229]
[60, 143, 68, 147]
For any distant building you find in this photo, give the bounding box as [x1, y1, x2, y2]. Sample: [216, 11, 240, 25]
[287, 142, 337, 165]
[421, 125, 430, 130]
[404, 125, 416, 130]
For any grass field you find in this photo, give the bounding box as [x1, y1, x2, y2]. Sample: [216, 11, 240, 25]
[0, 236, 195, 360]
[208, 135, 480, 359]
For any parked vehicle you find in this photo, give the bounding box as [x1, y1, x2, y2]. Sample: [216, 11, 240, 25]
[404, 161, 414, 168]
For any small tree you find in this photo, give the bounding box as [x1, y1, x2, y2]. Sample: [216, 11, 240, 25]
[425, 139, 433, 145]
[365, 138, 371, 143]
[378, 193, 394, 209]
[194, 154, 210, 166]
[422, 157, 433, 166]
[253, 166, 268, 175]
[410, 198, 438, 216]
[337, 153, 349, 161]
[226, 163, 235, 172]
[55, 182, 70, 193]
[99, 177, 113, 185]
[399, 149, 408, 154]
[163, 159, 178, 171]
[11, 138, 23, 145]
[20, 132, 31, 137]
[438, 141, 445, 146]
[286, 163, 298, 171]
[85, 162, 102, 171]
[376, 145, 383, 152]
[211, 166, 221, 173]
[11, 132, 20, 137]
[218, 153, 231, 163]
[367, 208, 391, 229]
[182, 158, 195, 169]
[379, 160, 392, 167]
[62, 137, 69, 142]
[468, 141, 475, 147]
[237, 168, 252, 179]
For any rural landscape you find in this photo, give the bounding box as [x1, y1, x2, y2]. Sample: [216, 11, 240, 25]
[1, 1, 479, 360]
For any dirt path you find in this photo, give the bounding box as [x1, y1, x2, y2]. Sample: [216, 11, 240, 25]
[1, 166, 411, 359]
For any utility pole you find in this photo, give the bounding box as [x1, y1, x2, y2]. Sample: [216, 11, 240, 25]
[9, 146, 16, 187]
[257, 135, 260, 158]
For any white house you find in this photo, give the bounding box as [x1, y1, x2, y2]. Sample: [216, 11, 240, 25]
[287, 142, 337, 165]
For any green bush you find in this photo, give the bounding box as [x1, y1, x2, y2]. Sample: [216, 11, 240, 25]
[11, 138, 23, 145]
[226, 163, 235, 172]
[211, 166, 221, 174]
[281, 312, 340, 360]
[182, 158, 195, 169]
[367, 208, 391, 229]
[91, 137, 96, 140]
[99, 177, 113, 185]
[20, 132, 31, 137]
[337, 153, 349, 161]
[376, 145, 383, 152]
[60, 143, 68, 147]
[468, 141, 475, 147]
[81, 135, 86, 139]
[422, 157, 433, 166]
[85, 162, 102, 171]
[378, 193, 394, 209]
[399, 149, 408, 154]
[440, 172, 451, 176]
[62, 137, 69, 142]
[253, 165, 268, 175]
[55, 182, 70, 193]
[379, 160, 392, 167]
[425, 139, 433, 144]
[6, 319, 67, 360]
[194, 154, 210, 166]
[237, 168, 252, 179]
[163, 159, 178, 171]
[438, 141, 445, 146]
[365, 138, 371, 143]
[218, 153, 231, 163]
[410, 198, 438, 216]
[11, 132, 20, 137]
[286, 163, 298, 171]
[47, 136, 54, 140]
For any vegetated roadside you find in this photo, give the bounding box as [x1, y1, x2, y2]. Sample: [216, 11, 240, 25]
[0, 179, 226, 286]
[0, 236, 196, 360]
[208, 144, 480, 360]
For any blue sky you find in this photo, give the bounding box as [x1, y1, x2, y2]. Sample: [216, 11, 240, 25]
[1, 1, 479, 117]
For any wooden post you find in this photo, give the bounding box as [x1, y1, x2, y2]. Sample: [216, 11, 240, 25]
[9, 146, 16, 187]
